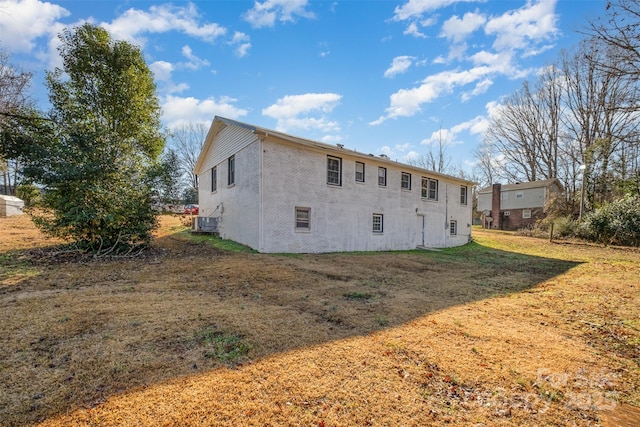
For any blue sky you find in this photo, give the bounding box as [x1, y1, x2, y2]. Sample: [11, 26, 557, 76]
[1, 0, 605, 173]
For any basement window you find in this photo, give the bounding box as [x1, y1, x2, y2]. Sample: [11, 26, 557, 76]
[295, 207, 311, 231]
[372, 213, 383, 233]
[523, 209, 532, 219]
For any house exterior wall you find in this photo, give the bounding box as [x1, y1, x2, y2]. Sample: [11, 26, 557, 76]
[499, 207, 545, 230]
[197, 124, 261, 249]
[258, 137, 471, 253]
[477, 181, 560, 231]
[500, 186, 547, 210]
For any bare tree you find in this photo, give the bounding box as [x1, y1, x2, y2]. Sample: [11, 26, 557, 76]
[588, 0, 640, 81]
[560, 40, 640, 207]
[169, 122, 208, 190]
[472, 141, 496, 189]
[0, 50, 33, 195]
[483, 73, 562, 183]
[408, 126, 452, 174]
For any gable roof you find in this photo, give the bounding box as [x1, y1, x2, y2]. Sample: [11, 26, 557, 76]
[194, 116, 475, 186]
[477, 179, 564, 194]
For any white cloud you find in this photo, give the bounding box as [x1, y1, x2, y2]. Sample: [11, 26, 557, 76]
[420, 115, 487, 149]
[378, 145, 420, 163]
[102, 3, 226, 47]
[150, 61, 189, 94]
[161, 94, 248, 129]
[262, 93, 342, 133]
[244, 0, 315, 29]
[379, 145, 394, 156]
[393, 0, 473, 21]
[395, 142, 413, 152]
[440, 11, 486, 43]
[384, 56, 415, 78]
[371, 67, 495, 124]
[422, 128, 456, 146]
[404, 150, 421, 162]
[403, 22, 427, 38]
[485, 0, 559, 52]
[230, 32, 251, 57]
[181, 45, 210, 70]
[461, 78, 493, 101]
[0, 0, 69, 53]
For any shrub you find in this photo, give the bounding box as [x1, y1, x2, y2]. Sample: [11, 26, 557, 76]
[15, 183, 41, 207]
[552, 216, 578, 238]
[578, 195, 640, 246]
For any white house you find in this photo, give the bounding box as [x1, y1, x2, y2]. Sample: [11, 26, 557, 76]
[193, 117, 475, 253]
[0, 195, 24, 216]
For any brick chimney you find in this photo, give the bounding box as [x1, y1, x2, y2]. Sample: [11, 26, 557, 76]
[491, 183, 502, 229]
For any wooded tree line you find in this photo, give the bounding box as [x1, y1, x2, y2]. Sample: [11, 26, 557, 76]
[477, 0, 640, 215]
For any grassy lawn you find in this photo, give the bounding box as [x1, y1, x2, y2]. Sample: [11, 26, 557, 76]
[0, 216, 638, 426]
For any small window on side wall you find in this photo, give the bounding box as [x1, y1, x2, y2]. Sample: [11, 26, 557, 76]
[401, 172, 411, 190]
[522, 209, 532, 219]
[295, 207, 311, 230]
[228, 155, 235, 186]
[355, 161, 365, 182]
[378, 167, 387, 186]
[460, 186, 467, 205]
[450, 220, 457, 235]
[372, 213, 383, 233]
[327, 156, 342, 186]
[211, 166, 217, 192]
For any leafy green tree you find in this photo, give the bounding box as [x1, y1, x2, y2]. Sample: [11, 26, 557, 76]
[148, 148, 184, 208]
[25, 23, 165, 253]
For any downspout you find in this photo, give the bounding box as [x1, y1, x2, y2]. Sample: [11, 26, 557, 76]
[259, 134, 265, 252]
[445, 184, 449, 248]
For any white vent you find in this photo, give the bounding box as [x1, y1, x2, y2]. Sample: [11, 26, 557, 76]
[503, 211, 511, 216]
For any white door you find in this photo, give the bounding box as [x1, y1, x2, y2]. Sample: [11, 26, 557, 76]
[417, 214, 425, 246]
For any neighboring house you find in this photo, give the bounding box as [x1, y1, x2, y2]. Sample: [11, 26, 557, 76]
[193, 116, 475, 253]
[476, 179, 564, 230]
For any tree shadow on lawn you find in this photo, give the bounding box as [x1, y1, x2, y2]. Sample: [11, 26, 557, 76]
[0, 235, 581, 426]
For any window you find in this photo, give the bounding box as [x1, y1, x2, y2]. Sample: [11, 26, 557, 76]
[355, 161, 365, 182]
[227, 155, 235, 186]
[211, 166, 217, 192]
[372, 213, 383, 233]
[378, 167, 387, 186]
[450, 220, 457, 235]
[460, 186, 467, 205]
[401, 172, 411, 190]
[522, 209, 532, 219]
[421, 177, 438, 200]
[295, 207, 311, 230]
[327, 156, 342, 186]
[516, 191, 523, 199]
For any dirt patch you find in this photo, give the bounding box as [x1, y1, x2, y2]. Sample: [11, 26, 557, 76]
[0, 215, 638, 426]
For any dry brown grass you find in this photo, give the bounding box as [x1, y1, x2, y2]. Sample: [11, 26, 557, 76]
[0, 215, 638, 426]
